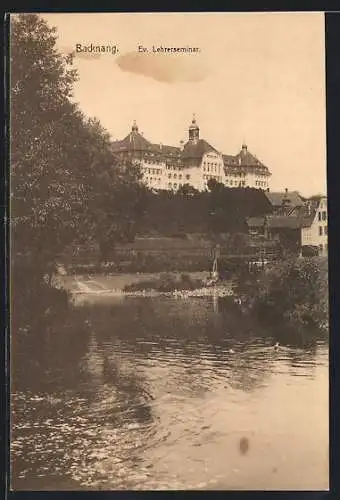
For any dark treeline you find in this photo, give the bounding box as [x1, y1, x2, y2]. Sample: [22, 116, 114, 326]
[138, 181, 272, 236]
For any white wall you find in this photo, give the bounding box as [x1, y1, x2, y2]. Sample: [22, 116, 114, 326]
[138, 152, 271, 192]
[201, 152, 225, 190]
[301, 197, 328, 255]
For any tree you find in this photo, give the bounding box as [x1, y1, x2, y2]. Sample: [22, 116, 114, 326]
[10, 14, 144, 329]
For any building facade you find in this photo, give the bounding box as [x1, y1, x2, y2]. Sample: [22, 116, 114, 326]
[111, 116, 272, 192]
[301, 196, 328, 256]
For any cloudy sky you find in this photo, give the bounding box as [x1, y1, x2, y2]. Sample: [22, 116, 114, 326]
[43, 12, 327, 196]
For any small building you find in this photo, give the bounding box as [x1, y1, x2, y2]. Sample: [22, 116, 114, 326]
[247, 195, 328, 257]
[264, 189, 305, 216]
[247, 215, 302, 254]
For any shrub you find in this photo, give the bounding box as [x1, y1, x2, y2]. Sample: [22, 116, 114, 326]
[236, 257, 328, 331]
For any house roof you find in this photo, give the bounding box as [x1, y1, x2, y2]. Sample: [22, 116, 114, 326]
[152, 144, 181, 156]
[247, 214, 313, 230]
[265, 191, 304, 208]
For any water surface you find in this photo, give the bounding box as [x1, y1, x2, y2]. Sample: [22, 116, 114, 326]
[11, 296, 329, 490]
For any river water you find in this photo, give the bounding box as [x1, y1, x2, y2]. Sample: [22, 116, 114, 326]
[11, 296, 329, 490]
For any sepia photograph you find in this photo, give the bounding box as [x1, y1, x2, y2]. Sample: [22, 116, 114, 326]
[10, 12, 328, 490]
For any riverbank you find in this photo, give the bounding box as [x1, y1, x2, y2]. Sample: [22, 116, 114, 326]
[61, 273, 235, 299]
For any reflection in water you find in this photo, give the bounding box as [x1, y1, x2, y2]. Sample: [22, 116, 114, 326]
[11, 296, 329, 490]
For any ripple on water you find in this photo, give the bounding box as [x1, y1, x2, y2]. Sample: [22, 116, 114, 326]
[11, 300, 329, 490]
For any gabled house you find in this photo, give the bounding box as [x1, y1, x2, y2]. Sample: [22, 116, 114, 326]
[246, 195, 328, 257]
[264, 188, 305, 216]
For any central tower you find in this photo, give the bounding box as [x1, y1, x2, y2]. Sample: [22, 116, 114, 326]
[188, 114, 199, 144]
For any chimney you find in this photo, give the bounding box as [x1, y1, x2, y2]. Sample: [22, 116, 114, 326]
[285, 188, 288, 193]
[159, 142, 162, 151]
[180, 140, 184, 151]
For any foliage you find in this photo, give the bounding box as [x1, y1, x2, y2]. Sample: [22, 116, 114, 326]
[123, 273, 204, 293]
[10, 14, 144, 329]
[236, 257, 329, 331]
[137, 185, 272, 236]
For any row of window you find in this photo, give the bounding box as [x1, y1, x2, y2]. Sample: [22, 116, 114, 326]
[168, 182, 183, 189]
[168, 173, 191, 180]
[144, 159, 162, 165]
[166, 164, 182, 171]
[145, 177, 161, 183]
[318, 210, 327, 221]
[319, 225, 328, 236]
[144, 167, 162, 176]
[225, 180, 246, 187]
[203, 161, 219, 169]
[255, 181, 267, 187]
[203, 165, 221, 173]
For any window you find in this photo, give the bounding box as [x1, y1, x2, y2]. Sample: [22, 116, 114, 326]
[168, 183, 172, 188]
[322, 211, 327, 221]
[319, 244, 323, 252]
[318, 212, 321, 221]
[186, 174, 190, 180]
[319, 226, 323, 236]
[324, 226, 328, 235]
[168, 173, 171, 178]
[174, 183, 177, 188]
[174, 174, 177, 179]
[179, 174, 182, 180]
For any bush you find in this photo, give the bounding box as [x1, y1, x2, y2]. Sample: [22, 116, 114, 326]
[236, 257, 328, 331]
[123, 273, 204, 293]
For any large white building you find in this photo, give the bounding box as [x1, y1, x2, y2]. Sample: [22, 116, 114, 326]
[111, 116, 272, 192]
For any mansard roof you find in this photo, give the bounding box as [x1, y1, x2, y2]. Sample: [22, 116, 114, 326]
[223, 145, 269, 173]
[112, 124, 271, 173]
[111, 129, 155, 152]
[182, 139, 219, 160]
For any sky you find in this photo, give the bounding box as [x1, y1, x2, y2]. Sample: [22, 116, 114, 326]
[42, 12, 327, 196]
